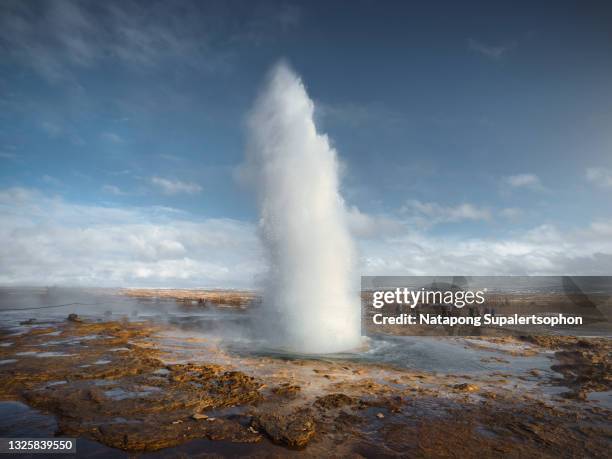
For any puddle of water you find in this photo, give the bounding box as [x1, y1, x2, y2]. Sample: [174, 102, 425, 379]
[46, 380, 68, 387]
[587, 391, 612, 409]
[140, 385, 163, 393]
[104, 386, 162, 400]
[37, 351, 77, 358]
[0, 401, 58, 437]
[44, 334, 102, 347]
[475, 426, 499, 439]
[0, 359, 17, 365]
[0, 401, 132, 458]
[42, 331, 62, 336]
[6, 331, 27, 337]
[94, 359, 112, 365]
[17, 349, 77, 357]
[103, 388, 132, 400]
[226, 335, 553, 376]
[540, 384, 569, 397]
[0, 342, 13, 347]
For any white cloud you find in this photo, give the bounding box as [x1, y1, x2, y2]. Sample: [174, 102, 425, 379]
[402, 200, 491, 227]
[101, 132, 124, 143]
[40, 121, 84, 145]
[0, 0, 300, 82]
[316, 101, 408, 128]
[586, 167, 612, 188]
[358, 219, 612, 276]
[150, 177, 202, 195]
[503, 173, 543, 190]
[499, 207, 523, 220]
[0, 187, 260, 287]
[468, 38, 516, 60]
[42, 175, 63, 187]
[346, 206, 403, 239]
[0, 0, 205, 81]
[102, 184, 126, 196]
[0, 188, 610, 287]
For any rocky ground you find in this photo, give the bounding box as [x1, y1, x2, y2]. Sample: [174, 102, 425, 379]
[121, 289, 256, 308]
[0, 316, 610, 457]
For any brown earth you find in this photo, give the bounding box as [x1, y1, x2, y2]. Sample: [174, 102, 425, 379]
[519, 335, 612, 400]
[0, 318, 610, 457]
[121, 288, 256, 308]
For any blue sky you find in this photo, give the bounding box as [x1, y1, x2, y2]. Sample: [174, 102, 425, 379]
[1, 0, 611, 286]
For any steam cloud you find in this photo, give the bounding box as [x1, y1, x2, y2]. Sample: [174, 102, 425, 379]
[244, 62, 361, 353]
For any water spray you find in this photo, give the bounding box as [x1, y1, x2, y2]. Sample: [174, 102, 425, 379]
[244, 62, 361, 353]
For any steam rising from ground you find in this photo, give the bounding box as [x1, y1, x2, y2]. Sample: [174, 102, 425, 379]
[244, 62, 361, 353]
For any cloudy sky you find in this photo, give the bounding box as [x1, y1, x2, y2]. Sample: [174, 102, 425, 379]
[1, 0, 611, 287]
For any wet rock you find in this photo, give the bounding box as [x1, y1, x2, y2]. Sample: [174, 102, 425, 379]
[85, 418, 260, 452]
[520, 335, 579, 349]
[67, 313, 82, 323]
[334, 411, 363, 427]
[453, 383, 480, 392]
[314, 393, 356, 409]
[379, 423, 415, 453]
[550, 344, 611, 397]
[87, 388, 106, 404]
[123, 288, 255, 309]
[561, 390, 587, 400]
[271, 383, 301, 398]
[364, 395, 403, 413]
[0, 319, 268, 452]
[2, 318, 610, 457]
[251, 408, 316, 448]
[481, 356, 510, 364]
[166, 365, 262, 410]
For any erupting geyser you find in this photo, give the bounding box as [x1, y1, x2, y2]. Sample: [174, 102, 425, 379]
[244, 62, 361, 353]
